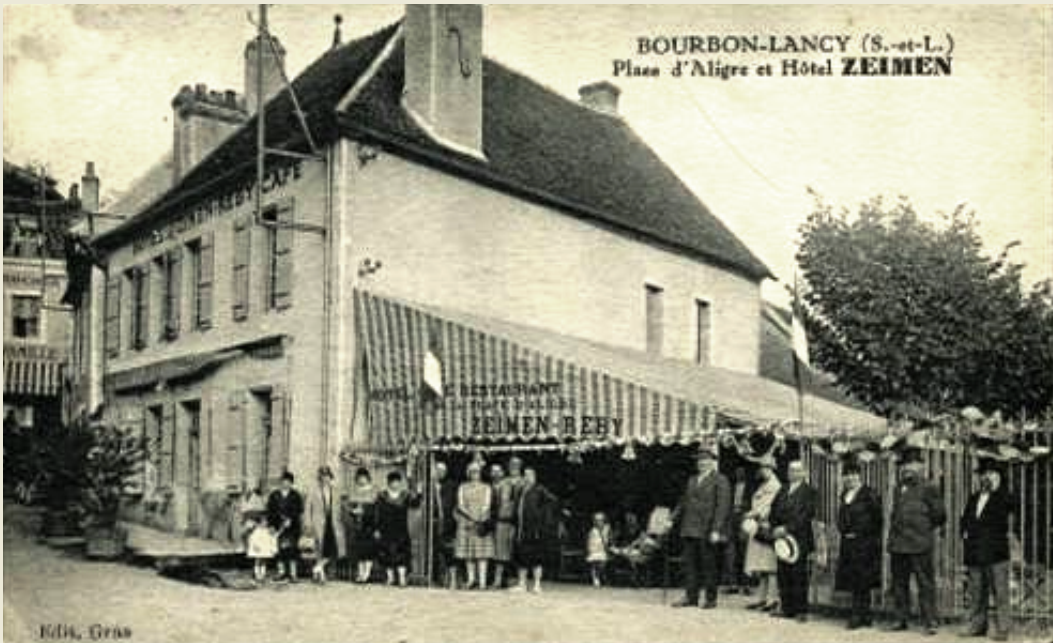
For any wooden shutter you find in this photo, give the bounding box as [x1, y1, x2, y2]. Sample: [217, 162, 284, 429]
[269, 385, 290, 484]
[160, 403, 176, 489]
[166, 247, 182, 339]
[226, 391, 246, 490]
[273, 202, 294, 310]
[135, 265, 150, 349]
[124, 410, 146, 493]
[104, 275, 121, 357]
[198, 232, 214, 329]
[232, 217, 250, 321]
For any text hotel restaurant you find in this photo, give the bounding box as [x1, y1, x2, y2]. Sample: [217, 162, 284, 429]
[67, 5, 882, 536]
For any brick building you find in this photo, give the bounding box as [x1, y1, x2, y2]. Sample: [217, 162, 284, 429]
[72, 6, 881, 538]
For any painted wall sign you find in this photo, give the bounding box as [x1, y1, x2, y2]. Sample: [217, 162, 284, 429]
[131, 159, 304, 254]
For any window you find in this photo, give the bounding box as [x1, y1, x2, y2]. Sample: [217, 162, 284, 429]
[146, 405, 164, 481]
[645, 284, 664, 356]
[127, 266, 149, 350]
[186, 235, 213, 330]
[695, 299, 712, 366]
[261, 202, 293, 311]
[154, 249, 182, 341]
[11, 295, 41, 338]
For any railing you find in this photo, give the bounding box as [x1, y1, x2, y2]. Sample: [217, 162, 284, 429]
[802, 424, 1052, 635]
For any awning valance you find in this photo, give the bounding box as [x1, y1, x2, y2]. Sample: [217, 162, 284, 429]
[4, 344, 65, 397]
[353, 290, 886, 451]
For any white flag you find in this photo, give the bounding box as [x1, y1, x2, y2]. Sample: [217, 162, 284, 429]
[424, 347, 443, 397]
[791, 312, 810, 369]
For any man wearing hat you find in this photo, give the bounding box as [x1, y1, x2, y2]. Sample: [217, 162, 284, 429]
[267, 470, 304, 581]
[887, 458, 947, 635]
[769, 460, 818, 621]
[959, 462, 1012, 641]
[671, 445, 731, 609]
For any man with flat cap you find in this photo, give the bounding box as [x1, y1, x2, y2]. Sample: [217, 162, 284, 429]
[887, 457, 947, 635]
[671, 446, 731, 609]
[960, 461, 1012, 641]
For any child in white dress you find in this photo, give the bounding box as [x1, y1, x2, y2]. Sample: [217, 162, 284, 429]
[586, 512, 612, 587]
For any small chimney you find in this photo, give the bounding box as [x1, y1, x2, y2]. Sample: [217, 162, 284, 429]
[81, 162, 99, 214]
[69, 183, 80, 207]
[172, 83, 248, 183]
[403, 5, 484, 156]
[578, 81, 621, 116]
[245, 32, 287, 115]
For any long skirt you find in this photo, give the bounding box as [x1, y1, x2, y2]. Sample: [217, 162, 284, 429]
[744, 536, 777, 575]
[493, 522, 516, 563]
[456, 521, 495, 560]
[377, 537, 412, 568]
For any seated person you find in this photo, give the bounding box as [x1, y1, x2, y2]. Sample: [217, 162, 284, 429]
[610, 510, 662, 568]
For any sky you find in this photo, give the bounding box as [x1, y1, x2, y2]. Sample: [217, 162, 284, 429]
[4, 5, 1051, 302]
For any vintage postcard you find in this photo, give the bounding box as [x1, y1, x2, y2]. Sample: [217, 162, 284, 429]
[3, 5, 1051, 643]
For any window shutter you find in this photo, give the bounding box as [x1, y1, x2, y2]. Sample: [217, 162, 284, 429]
[232, 217, 250, 321]
[198, 232, 214, 329]
[160, 403, 176, 489]
[166, 247, 182, 339]
[124, 411, 146, 494]
[273, 203, 294, 310]
[136, 265, 150, 349]
[104, 275, 121, 357]
[269, 385, 290, 484]
[226, 392, 246, 490]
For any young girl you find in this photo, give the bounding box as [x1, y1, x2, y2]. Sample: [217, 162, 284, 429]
[374, 471, 422, 587]
[586, 511, 612, 587]
[242, 488, 275, 581]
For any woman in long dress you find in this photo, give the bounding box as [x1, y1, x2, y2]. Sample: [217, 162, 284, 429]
[374, 470, 422, 587]
[306, 465, 345, 584]
[743, 456, 781, 611]
[512, 467, 560, 593]
[455, 462, 495, 589]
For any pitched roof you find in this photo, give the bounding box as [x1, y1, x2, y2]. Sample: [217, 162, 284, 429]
[94, 23, 772, 281]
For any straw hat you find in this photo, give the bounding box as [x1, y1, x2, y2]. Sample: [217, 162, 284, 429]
[774, 534, 800, 564]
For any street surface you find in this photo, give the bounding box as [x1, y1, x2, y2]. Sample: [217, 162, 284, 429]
[3, 504, 1035, 643]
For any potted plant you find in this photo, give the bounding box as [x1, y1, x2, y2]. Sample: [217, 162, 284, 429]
[77, 422, 146, 559]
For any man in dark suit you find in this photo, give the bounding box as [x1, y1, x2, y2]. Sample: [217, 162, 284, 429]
[671, 446, 731, 609]
[267, 470, 304, 582]
[960, 462, 1012, 641]
[887, 459, 947, 636]
[431, 461, 459, 588]
[770, 459, 818, 621]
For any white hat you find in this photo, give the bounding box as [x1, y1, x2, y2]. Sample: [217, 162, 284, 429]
[774, 534, 800, 564]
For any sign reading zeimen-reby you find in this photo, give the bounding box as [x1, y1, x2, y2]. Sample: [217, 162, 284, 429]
[131, 160, 304, 254]
[368, 380, 624, 438]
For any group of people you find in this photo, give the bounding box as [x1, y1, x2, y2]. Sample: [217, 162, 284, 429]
[670, 445, 1014, 640]
[237, 456, 564, 594]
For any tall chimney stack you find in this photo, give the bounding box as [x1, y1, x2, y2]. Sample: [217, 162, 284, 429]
[245, 31, 287, 115]
[172, 84, 247, 183]
[403, 5, 484, 157]
[81, 162, 99, 214]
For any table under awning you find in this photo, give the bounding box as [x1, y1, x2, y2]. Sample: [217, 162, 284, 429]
[4, 343, 66, 396]
[353, 290, 886, 451]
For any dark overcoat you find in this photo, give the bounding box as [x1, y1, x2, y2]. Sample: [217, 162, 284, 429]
[835, 485, 883, 591]
[960, 489, 1011, 567]
[675, 471, 732, 540]
[888, 480, 946, 554]
[770, 482, 818, 554]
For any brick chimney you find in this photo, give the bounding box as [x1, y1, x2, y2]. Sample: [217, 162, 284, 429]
[579, 81, 621, 116]
[403, 5, 484, 157]
[171, 84, 248, 183]
[245, 33, 287, 115]
[81, 162, 99, 214]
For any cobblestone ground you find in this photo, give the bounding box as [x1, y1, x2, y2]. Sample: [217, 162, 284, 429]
[3, 504, 1037, 643]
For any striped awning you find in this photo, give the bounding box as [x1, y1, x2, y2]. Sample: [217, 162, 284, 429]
[4, 349, 65, 396]
[354, 290, 885, 451]
[355, 290, 719, 450]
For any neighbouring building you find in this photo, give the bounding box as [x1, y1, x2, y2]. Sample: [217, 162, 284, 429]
[3, 160, 78, 430]
[72, 6, 882, 539]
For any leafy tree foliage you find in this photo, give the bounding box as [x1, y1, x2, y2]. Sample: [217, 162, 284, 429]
[797, 195, 1052, 418]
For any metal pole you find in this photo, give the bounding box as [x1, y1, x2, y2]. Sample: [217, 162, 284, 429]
[255, 5, 267, 226]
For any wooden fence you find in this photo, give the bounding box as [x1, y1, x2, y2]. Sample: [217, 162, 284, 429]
[802, 424, 1052, 634]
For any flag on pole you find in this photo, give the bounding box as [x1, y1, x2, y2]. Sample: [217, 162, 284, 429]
[423, 323, 444, 399]
[791, 290, 811, 369]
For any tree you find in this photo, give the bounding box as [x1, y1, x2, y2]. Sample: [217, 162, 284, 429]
[796, 194, 1053, 418]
